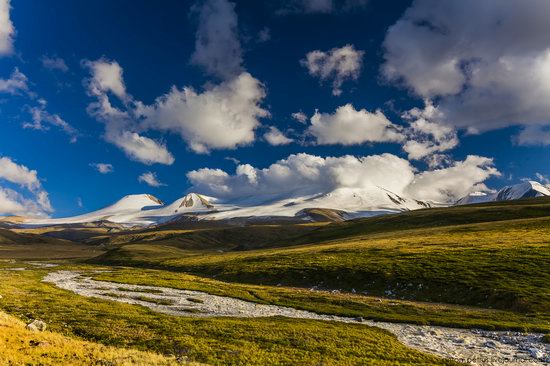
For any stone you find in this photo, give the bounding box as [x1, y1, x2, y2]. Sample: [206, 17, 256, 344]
[26, 319, 47, 332]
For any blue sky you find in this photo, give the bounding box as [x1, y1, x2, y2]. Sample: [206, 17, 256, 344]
[1, 0, 550, 217]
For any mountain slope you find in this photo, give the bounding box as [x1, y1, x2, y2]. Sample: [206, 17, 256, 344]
[23, 186, 432, 228]
[21, 181, 548, 228]
[457, 181, 550, 205]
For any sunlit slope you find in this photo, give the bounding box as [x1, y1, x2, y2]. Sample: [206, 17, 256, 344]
[95, 198, 550, 316]
[0, 228, 102, 259]
[0, 311, 183, 366]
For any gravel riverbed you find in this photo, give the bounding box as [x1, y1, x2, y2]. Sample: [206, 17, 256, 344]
[43, 270, 549, 366]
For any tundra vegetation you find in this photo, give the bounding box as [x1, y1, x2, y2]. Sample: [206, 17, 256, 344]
[0, 198, 549, 364]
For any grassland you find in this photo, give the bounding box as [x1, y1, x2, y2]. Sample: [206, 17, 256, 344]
[0, 264, 458, 365]
[0, 228, 102, 259]
[0, 310, 184, 366]
[93, 198, 550, 332]
[1, 198, 549, 364]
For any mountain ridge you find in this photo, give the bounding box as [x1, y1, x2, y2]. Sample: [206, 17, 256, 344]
[16, 181, 550, 228]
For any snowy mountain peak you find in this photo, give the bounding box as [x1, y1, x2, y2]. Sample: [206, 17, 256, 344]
[456, 181, 550, 205]
[496, 181, 550, 201]
[178, 193, 214, 209]
[110, 194, 165, 210]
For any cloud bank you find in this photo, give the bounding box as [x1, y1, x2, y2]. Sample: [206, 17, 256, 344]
[187, 152, 499, 203]
[382, 0, 550, 144]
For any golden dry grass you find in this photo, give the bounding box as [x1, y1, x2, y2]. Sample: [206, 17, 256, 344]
[0, 311, 194, 365]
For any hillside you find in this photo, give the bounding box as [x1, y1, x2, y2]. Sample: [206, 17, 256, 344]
[94, 197, 550, 320]
[0, 311, 181, 365]
[0, 228, 101, 259]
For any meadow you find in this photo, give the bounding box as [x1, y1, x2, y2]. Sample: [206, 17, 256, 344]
[0, 198, 549, 364]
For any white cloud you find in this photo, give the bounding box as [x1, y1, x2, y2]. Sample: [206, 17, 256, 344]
[89, 163, 114, 174]
[291, 111, 308, 124]
[0, 156, 40, 191]
[191, 0, 243, 79]
[138, 171, 165, 187]
[0, 0, 14, 56]
[0, 157, 52, 216]
[0, 68, 28, 95]
[137, 72, 268, 154]
[515, 125, 550, 146]
[41, 56, 69, 72]
[84, 59, 175, 165]
[401, 101, 458, 163]
[264, 126, 294, 146]
[404, 156, 500, 202]
[307, 104, 404, 145]
[23, 99, 79, 143]
[187, 152, 498, 203]
[109, 131, 175, 165]
[382, 0, 550, 136]
[535, 172, 550, 186]
[77, 197, 83, 208]
[301, 44, 363, 95]
[224, 156, 240, 165]
[84, 58, 128, 101]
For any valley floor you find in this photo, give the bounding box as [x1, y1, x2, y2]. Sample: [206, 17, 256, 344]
[45, 268, 549, 365]
[1, 198, 549, 365]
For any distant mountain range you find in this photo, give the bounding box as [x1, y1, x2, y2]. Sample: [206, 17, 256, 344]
[16, 181, 550, 228]
[455, 181, 550, 205]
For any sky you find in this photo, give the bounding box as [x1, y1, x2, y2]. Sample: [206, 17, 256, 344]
[1, 0, 550, 218]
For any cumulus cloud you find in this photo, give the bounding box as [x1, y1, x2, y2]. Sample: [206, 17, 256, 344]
[187, 152, 498, 203]
[307, 104, 404, 145]
[84, 58, 128, 101]
[23, 99, 79, 143]
[84, 58, 175, 165]
[138, 171, 165, 187]
[401, 101, 458, 164]
[301, 44, 363, 95]
[263, 126, 294, 146]
[191, 0, 243, 79]
[41, 56, 69, 72]
[291, 111, 308, 124]
[404, 156, 500, 202]
[0, 68, 28, 95]
[137, 72, 268, 153]
[0, 157, 52, 216]
[89, 163, 113, 174]
[0, 0, 14, 56]
[382, 0, 550, 136]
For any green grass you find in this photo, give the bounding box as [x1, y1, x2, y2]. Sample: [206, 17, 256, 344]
[92, 199, 550, 333]
[132, 295, 175, 306]
[91, 266, 550, 333]
[0, 267, 459, 365]
[188, 297, 204, 304]
[0, 310, 183, 366]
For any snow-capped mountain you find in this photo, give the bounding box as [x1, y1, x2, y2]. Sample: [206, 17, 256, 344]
[23, 186, 431, 228]
[456, 181, 550, 205]
[23, 180, 548, 228]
